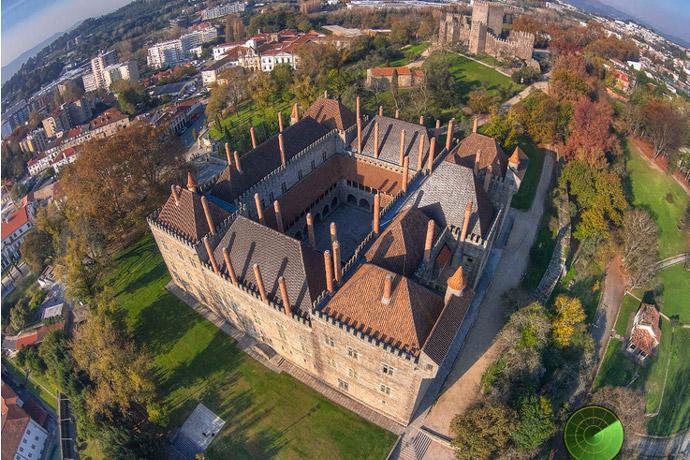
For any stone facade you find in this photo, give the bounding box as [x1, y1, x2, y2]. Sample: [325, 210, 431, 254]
[149, 98, 522, 425]
[437, 1, 535, 64]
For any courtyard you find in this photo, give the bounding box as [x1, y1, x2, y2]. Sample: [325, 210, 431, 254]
[312, 203, 372, 261]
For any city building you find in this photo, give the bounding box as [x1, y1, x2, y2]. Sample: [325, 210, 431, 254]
[437, 1, 537, 67]
[148, 96, 526, 424]
[201, 2, 246, 20]
[1, 100, 30, 139]
[103, 60, 140, 88]
[181, 24, 219, 55]
[213, 43, 242, 60]
[82, 72, 99, 92]
[627, 303, 662, 362]
[19, 128, 48, 155]
[202, 55, 239, 86]
[1, 384, 50, 460]
[1, 202, 33, 270]
[63, 97, 92, 125]
[147, 39, 186, 69]
[42, 109, 72, 138]
[90, 49, 119, 90]
[366, 66, 425, 89]
[300, 0, 321, 14]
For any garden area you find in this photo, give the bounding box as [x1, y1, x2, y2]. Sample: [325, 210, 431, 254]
[443, 53, 522, 103]
[387, 41, 430, 67]
[90, 235, 397, 459]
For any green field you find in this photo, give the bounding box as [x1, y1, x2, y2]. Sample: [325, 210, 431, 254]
[614, 294, 641, 337]
[443, 53, 521, 102]
[625, 139, 690, 259]
[2, 358, 58, 411]
[97, 235, 396, 459]
[656, 264, 690, 323]
[388, 42, 430, 67]
[510, 141, 545, 211]
[210, 100, 292, 141]
[594, 338, 642, 389]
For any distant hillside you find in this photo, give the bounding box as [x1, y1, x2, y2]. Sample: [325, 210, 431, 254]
[2, 32, 63, 84]
[563, 0, 690, 49]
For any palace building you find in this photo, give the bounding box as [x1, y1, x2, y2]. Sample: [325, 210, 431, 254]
[148, 95, 527, 425]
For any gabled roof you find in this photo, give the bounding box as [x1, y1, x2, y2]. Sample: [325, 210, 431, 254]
[447, 132, 507, 177]
[422, 291, 473, 365]
[322, 263, 445, 355]
[370, 66, 425, 78]
[365, 207, 438, 276]
[1, 207, 30, 241]
[156, 187, 231, 243]
[210, 116, 329, 203]
[406, 161, 494, 237]
[630, 303, 662, 355]
[354, 115, 431, 171]
[304, 97, 356, 131]
[212, 215, 326, 314]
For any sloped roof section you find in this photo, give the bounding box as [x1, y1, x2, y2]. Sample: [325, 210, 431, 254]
[212, 216, 326, 314]
[447, 132, 507, 177]
[304, 97, 356, 131]
[353, 115, 431, 171]
[211, 116, 329, 203]
[422, 291, 473, 365]
[365, 207, 438, 276]
[322, 263, 445, 355]
[406, 161, 494, 237]
[156, 187, 230, 243]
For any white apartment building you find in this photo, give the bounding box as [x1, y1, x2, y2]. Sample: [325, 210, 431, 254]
[180, 25, 219, 53]
[147, 40, 185, 69]
[82, 73, 99, 92]
[90, 50, 119, 89]
[213, 43, 241, 60]
[103, 60, 140, 87]
[201, 2, 246, 20]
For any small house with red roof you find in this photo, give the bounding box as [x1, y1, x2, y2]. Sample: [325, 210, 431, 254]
[366, 66, 425, 89]
[627, 303, 662, 362]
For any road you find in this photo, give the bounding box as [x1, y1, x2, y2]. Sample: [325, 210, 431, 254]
[422, 152, 556, 437]
[591, 256, 626, 360]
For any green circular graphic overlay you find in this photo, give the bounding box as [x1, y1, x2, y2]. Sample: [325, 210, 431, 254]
[564, 405, 624, 460]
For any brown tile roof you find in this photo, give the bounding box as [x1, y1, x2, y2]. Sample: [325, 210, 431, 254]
[1, 404, 30, 460]
[212, 215, 326, 314]
[261, 154, 404, 230]
[447, 132, 507, 177]
[354, 115, 431, 171]
[303, 97, 356, 131]
[406, 161, 494, 237]
[210, 116, 329, 203]
[156, 187, 231, 243]
[322, 263, 445, 355]
[630, 303, 662, 355]
[422, 291, 473, 365]
[365, 207, 438, 276]
[370, 66, 425, 78]
[89, 108, 128, 130]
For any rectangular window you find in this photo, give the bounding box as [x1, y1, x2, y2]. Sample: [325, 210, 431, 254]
[382, 363, 395, 376]
[323, 334, 335, 347]
[348, 368, 358, 380]
[338, 379, 349, 391]
[327, 357, 337, 368]
[380, 384, 391, 395]
[347, 347, 359, 360]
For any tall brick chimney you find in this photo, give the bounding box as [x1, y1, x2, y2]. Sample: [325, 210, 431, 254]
[250, 126, 257, 149]
[472, 116, 478, 133]
[399, 129, 406, 165]
[402, 155, 409, 193]
[378, 106, 383, 117]
[234, 151, 242, 174]
[306, 213, 316, 247]
[203, 238, 219, 274]
[395, 109, 400, 119]
[278, 276, 291, 315]
[225, 143, 233, 168]
[417, 135, 425, 170]
[254, 193, 265, 224]
[330, 222, 337, 243]
[278, 133, 286, 166]
[332, 240, 342, 282]
[324, 250, 334, 293]
[474, 149, 482, 174]
[373, 121, 380, 158]
[424, 219, 435, 263]
[419, 115, 425, 125]
[222, 247, 238, 284]
[356, 96, 362, 154]
[373, 193, 380, 234]
[460, 202, 473, 242]
[171, 185, 180, 206]
[273, 200, 284, 233]
[200, 196, 216, 235]
[445, 118, 455, 151]
[435, 119, 441, 138]
[278, 112, 284, 132]
[381, 274, 393, 305]
[187, 172, 197, 192]
[290, 103, 299, 125]
[427, 137, 436, 173]
[253, 264, 268, 302]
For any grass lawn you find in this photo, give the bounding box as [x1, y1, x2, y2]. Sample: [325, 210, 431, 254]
[510, 141, 545, 211]
[440, 52, 522, 102]
[614, 294, 640, 337]
[644, 318, 674, 416]
[96, 234, 397, 459]
[388, 42, 429, 66]
[210, 100, 292, 140]
[2, 358, 58, 411]
[655, 264, 690, 323]
[625, 138, 690, 259]
[594, 338, 644, 389]
[647, 327, 690, 435]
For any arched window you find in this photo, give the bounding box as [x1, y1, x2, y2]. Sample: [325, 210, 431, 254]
[359, 198, 370, 210]
[347, 194, 357, 205]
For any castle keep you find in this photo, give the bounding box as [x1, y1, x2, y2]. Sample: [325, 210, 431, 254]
[148, 96, 528, 425]
[438, 0, 536, 64]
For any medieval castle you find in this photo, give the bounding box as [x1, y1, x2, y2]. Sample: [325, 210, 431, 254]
[148, 95, 528, 425]
[437, 0, 537, 66]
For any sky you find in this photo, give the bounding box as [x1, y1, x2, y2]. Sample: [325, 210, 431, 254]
[598, 0, 690, 43]
[1, 0, 133, 65]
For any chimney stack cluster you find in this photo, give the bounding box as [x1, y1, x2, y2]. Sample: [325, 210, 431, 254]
[324, 250, 334, 292]
[424, 219, 435, 263]
[291, 103, 299, 125]
[225, 143, 233, 168]
[187, 172, 197, 192]
[399, 129, 406, 165]
[417, 135, 426, 170]
[373, 121, 380, 158]
[427, 137, 436, 173]
[234, 150, 242, 174]
[253, 263, 268, 302]
[402, 155, 409, 193]
[278, 112, 284, 132]
[278, 276, 291, 315]
[171, 185, 181, 206]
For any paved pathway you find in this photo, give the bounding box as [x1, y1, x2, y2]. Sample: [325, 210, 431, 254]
[167, 283, 404, 435]
[422, 152, 555, 439]
[632, 429, 690, 458]
[591, 257, 626, 360]
[655, 252, 689, 270]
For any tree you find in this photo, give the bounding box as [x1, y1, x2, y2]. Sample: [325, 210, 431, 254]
[642, 100, 687, 157]
[483, 112, 522, 150]
[550, 54, 592, 103]
[61, 123, 184, 241]
[251, 71, 277, 108]
[21, 230, 55, 274]
[390, 68, 399, 103]
[423, 54, 457, 108]
[590, 386, 645, 446]
[111, 79, 148, 116]
[511, 66, 540, 85]
[224, 15, 245, 42]
[622, 209, 659, 287]
[565, 98, 617, 168]
[552, 295, 586, 347]
[57, 237, 98, 301]
[9, 300, 31, 334]
[467, 88, 497, 115]
[450, 403, 517, 460]
[511, 395, 555, 449]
